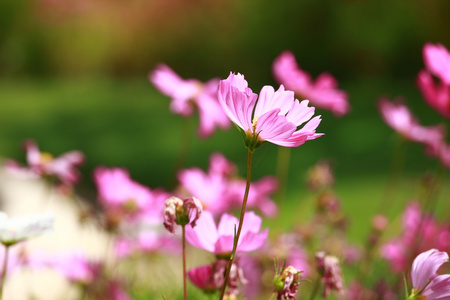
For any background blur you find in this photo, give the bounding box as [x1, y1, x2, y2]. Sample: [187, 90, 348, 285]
[1, 0, 449, 236]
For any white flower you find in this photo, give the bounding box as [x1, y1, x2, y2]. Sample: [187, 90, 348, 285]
[0, 212, 54, 246]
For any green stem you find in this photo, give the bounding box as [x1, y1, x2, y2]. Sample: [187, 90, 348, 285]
[0, 245, 10, 300]
[219, 150, 253, 300]
[268, 292, 276, 300]
[308, 275, 322, 300]
[182, 225, 187, 300]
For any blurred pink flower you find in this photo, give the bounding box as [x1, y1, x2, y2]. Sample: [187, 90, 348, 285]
[316, 252, 344, 298]
[273, 51, 350, 117]
[217, 72, 323, 150]
[423, 43, 450, 85]
[187, 264, 216, 292]
[381, 202, 450, 273]
[410, 249, 450, 300]
[149, 64, 230, 138]
[45, 251, 100, 284]
[417, 71, 450, 119]
[188, 259, 246, 297]
[94, 167, 154, 212]
[178, 152, 278, 217]
[417, 43, 450, 118]
[5, 139, 84, 186]
[185, 210, 268, 256]
[378, 98, 444, 152]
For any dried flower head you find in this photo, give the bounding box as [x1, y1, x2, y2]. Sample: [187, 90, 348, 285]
[273, 266, 303, 300]
[316, 251, 344, 298]
[163, 196, 202, 233]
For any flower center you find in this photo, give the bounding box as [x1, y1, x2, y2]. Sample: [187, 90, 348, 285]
[40, 152, 54, 165]
[251, 116, 259, 133]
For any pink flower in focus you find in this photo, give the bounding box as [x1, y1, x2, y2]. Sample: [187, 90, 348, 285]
[423, 43, 450, 85]
[378, 98, 444, 153]
[149, 64, 230, 138]
[163, 196, 202, 233]
[178, 153, 278, 217]
[5, 139, 84, 186]
[218, 73, 323, 150]
[409, 249, 450, 299]
[273, 51, 350, 117]
[185, 210, 268, 256]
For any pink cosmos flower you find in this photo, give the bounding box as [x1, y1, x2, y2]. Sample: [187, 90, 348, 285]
[185, 210, 268, 256]
[417, 71, 450, 119]
[378, 98, 444, 153]
[423, 43, 450, 85]
[178, 153, 278, 217]
[94, 167, 154, 212]
[188, 259, 247, 297]
[217, 73, 323, 150]
[5, 139, 84, 186]
[417, 43, 450, 118]
[149, 64, 230, 137]
[273, 51, 350, 117]
[409, 249, 450, 300]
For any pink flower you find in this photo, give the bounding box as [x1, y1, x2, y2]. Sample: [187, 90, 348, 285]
[378, 98, 444, 152]
[410, 249, 450, 299]
[417, 71, 450, 119]
[273, 51, 350, 117]
[163, 196, 202, 233]
[178, 153, 278, 217]
[94, 167, 154, 211]
[149, 64, 230, 137]
[417, 43, 450, 118]
[6, 139, 84, 186]
[423, 43, 450, 85]
[217, 73, 323, 150]
[381, 202, 450, 273]
[185, 210, 268, 256]
[188, 259, 247, 297]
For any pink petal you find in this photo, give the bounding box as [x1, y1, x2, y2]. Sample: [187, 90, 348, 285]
[185, 211, 218, 252]
[412, 249, 449, 290]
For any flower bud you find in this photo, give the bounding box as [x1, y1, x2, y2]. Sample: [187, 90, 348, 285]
[273, 266, 303, 300]
[163, 196, 202, 233]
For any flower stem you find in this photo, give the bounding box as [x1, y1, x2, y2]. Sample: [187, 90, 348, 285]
[182, 225, 187, 300]
[268, 292, 276, 300]
[308, 275, 321, 300]
[0, 245, 10, 300]
[219, 150, 253, 300]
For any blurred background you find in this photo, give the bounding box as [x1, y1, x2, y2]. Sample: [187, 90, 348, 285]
[1, 0, 449, 238]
